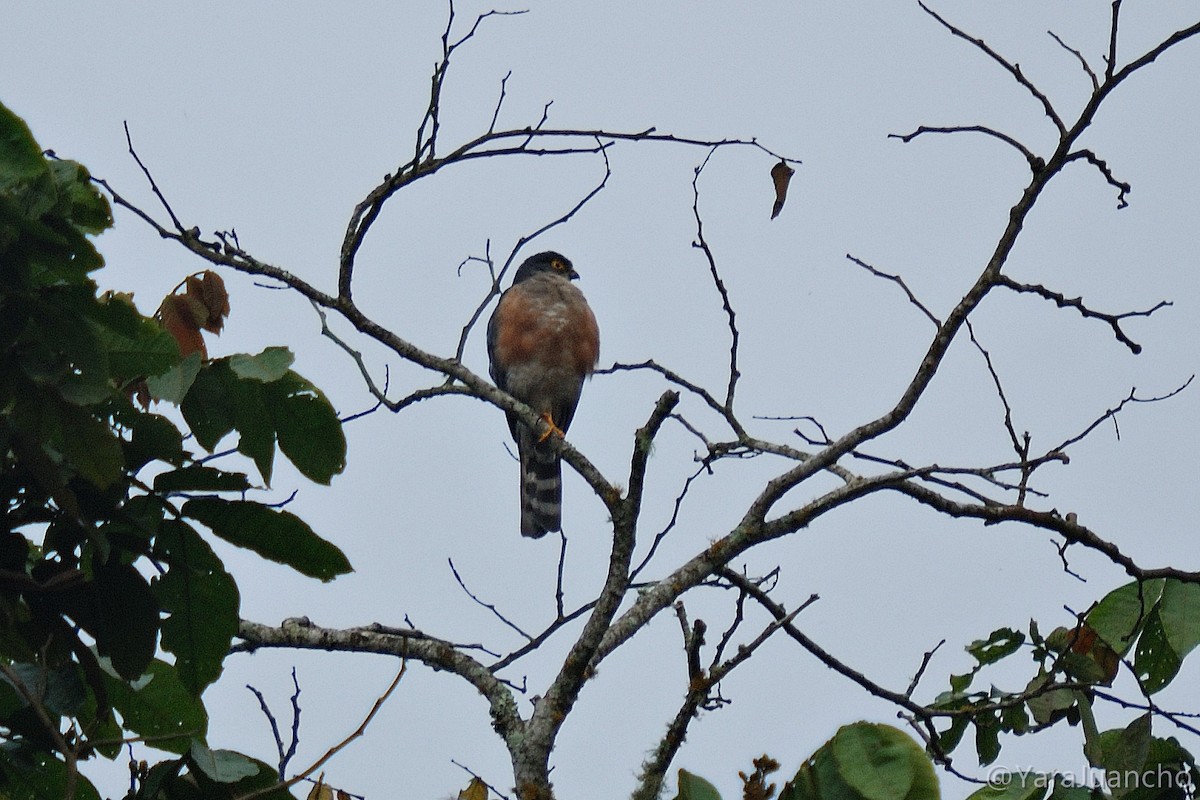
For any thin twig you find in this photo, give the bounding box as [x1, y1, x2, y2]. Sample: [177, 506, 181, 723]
[996, 275, 1169, 354]
[235, 661, 407, 800]
[1065, 149, 1131, 208]
[846, 253, 941, 326]
[691, 148, 742, 412]
[1047, 30, 1099, 91]
[917, 2, 1066, 135]
[888, 125, 1042, 171]
[122, 121, 185, 232]
[449, 559, 534, 642]
[905, 640, 945, 699]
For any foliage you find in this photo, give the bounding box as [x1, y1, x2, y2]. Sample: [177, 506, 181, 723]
[0, 100, 349, 799]
[672, 575, 1200, 800]
[665, 724, 938, 800]
[928, 578, 1200, 799]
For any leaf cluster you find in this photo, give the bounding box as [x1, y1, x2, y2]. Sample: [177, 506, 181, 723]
[929, 579, 1200, 799]
[668, 723, 938, 800]
[0, 102, 350, 799]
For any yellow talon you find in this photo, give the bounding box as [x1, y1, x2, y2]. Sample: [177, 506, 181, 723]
[537, 412, 566, 442]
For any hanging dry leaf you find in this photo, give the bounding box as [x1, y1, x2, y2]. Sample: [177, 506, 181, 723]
[458, 776, 488, 800]
[186, 270, 231, 333]
[769, 159, 795, 220]
[158, 294, 208, 359]
[156, 270, 231, 359]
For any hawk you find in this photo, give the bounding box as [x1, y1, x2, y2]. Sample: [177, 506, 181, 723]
[487, 252, 600, 538]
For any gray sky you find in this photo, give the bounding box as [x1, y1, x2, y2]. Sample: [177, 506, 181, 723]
[4, 2, 1199, 798]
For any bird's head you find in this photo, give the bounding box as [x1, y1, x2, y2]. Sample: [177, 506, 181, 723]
[511, 251, 579, 284]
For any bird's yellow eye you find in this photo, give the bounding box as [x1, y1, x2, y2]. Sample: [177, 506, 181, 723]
[551, 259, 566, 272]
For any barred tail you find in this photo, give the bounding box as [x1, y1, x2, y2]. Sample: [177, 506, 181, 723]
[519, 438, 561, 538]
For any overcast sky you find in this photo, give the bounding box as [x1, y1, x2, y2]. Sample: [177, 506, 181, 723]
[4, 2, 1199, 798]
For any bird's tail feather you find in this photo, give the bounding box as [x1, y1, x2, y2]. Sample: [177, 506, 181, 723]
[519, 440, 561, 538]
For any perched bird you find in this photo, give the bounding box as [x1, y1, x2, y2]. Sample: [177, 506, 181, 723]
[487, 252, 600, 538]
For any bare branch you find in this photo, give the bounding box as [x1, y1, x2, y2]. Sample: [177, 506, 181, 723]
[1047, 30, 1099, 92]
[1106, 0, 1123, 80]
[489, 70, 513, 134]
[917, 2, 1066, 134]
[630, 463, 709, 582]
[635, 582, 810, 800]
[965, 320, 1021, 456]
[1049, 378, 1194, 455]
[716, 568, 924, 713]
[1065, 149, 1131, 208]
[888, 125, 1043, 171]
[845, 253, 941, 326]
[245, 670, 302, 779]
[1108, 15, 1200, 89]
[692, 148, 742, 411]
[905, 640, 945, 699]
[449, 558, 534, 642]
[235, 618, 526, 756]
[235, 661, 406, 800]
[122, 121, 185, 233]
[995, 274, 1169, 353]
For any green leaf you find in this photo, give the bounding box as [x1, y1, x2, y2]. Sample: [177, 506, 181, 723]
[54, 401, 125, 489]
[673, 769, 723, 800]
[91, 298, 179, 381]
[965, 772, 1048, 800]
[47, 158, 111, 235]
[229, 346, 294, 382]
[4, 662, 87, 717]
[204, 756, 292, 799]
[153, 521, 240, 695]
[89, 561, 160, 680]
[188, 740, 262, 783]
[180, 357, 345, 485]
[180, 361, 237, 451]
[949, 672, 973, 693]
[0, 748, 103, 800]
[267, 370, 346, 484]
[834, 723, 931, 800]
[936, 716, 970, 755]
[183, 497, 352, 581]
[154, 466, 251, 493]
[105, 658, 208, 754]
[1024, 672, 1075, 726]
[1158, 579, 1200, 660]
[782, 723, 939, 800]
[147, 351, 202, 405]
[1121, 736, 1200, 800]
[1133, 610, 1181, 695]
[0, 102, 52, 207]
[123, 410, 188, 472]
[975, 713, 1002, 767]
[137, 759, 186, 800]
[1001, 702, 1030, 735]
[1097, 714, 1151, 778]
[1046, 777, 1096, 800]
[228, 373, 276, 484]
[1087, 581, 1165, 656]
[968, 628, 1025, 665]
